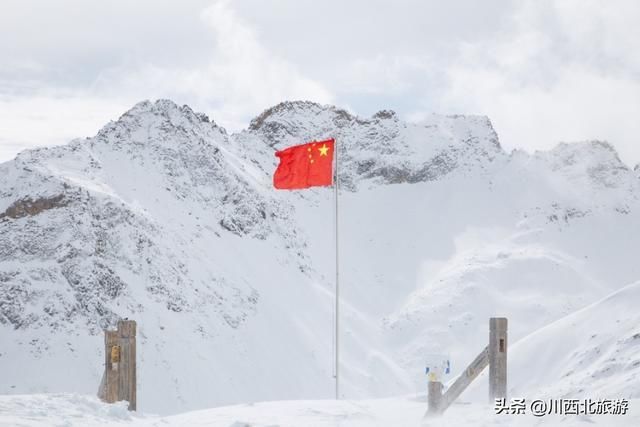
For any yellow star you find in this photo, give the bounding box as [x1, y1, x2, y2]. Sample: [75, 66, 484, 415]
[318, 144, 329, 156]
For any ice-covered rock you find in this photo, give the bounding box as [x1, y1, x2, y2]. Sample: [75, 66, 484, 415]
[243, 101, 504, 189]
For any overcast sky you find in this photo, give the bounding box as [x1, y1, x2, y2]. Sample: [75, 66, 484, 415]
[1, 0, 639, 165]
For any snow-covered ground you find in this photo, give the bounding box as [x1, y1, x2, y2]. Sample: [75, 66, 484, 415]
[1, 394, 638, 427]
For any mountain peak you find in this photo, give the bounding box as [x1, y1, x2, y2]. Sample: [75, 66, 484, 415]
[132, 99, 216, 124]
[534, 140, 634, 190]
[543, 140, 625, 168]
[248, 102, 404, 134]
[239, 100, 506, 188]
[248, 100, 354, 133]
[95, 99, 223, 148]
[371, 109, 398, 120]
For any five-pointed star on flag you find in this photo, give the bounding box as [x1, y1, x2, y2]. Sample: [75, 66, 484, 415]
[318, 144, 330, 156]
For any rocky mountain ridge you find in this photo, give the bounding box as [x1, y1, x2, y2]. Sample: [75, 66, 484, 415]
[1, 99, 639, 413]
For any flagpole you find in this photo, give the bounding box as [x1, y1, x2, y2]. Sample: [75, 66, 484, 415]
[334, 137, 340, 400]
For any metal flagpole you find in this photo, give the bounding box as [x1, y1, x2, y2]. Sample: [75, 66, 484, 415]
[334, 137, 340, 400]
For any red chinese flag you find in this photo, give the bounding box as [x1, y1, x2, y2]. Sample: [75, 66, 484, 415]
[273, 139, 335, 189]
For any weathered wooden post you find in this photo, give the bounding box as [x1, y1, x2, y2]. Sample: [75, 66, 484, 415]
[98, 319, 137, 410]
[426, 381, 444, 416]
[489, 317, 507, 402]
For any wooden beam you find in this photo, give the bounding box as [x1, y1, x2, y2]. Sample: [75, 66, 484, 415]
[426, 346, 490, 417]
[442, 346, 489, 411]
[425, 317, 509, 417]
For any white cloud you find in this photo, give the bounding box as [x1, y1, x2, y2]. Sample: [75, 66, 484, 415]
[0, 0, 639, 165]
[439, 0, 640, 164]
[0, 94, 130, 160]
[0, 0, 333, 162]
[92, 0, 334, 130]
[194, 0, 333, 128]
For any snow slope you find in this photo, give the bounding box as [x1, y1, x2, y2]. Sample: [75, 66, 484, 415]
[1, 99, 639, 415]
[465, 281, 640, 402]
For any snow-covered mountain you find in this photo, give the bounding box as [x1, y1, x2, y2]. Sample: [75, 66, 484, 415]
[1, 99, 639, 414]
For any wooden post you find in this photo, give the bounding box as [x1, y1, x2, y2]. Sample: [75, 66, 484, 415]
[426, 381, 443, 416]
[99, 319, 137, 411]
[489, 317, 507, 402]
[118, 320, 137, 411]
[103, 330, 120, 404]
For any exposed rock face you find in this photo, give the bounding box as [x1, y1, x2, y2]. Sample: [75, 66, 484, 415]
[0, 194, 67, 220]
[243, 101, 504, 190]
[536, 141, 632, 189]
[0, 100, 291, 334]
